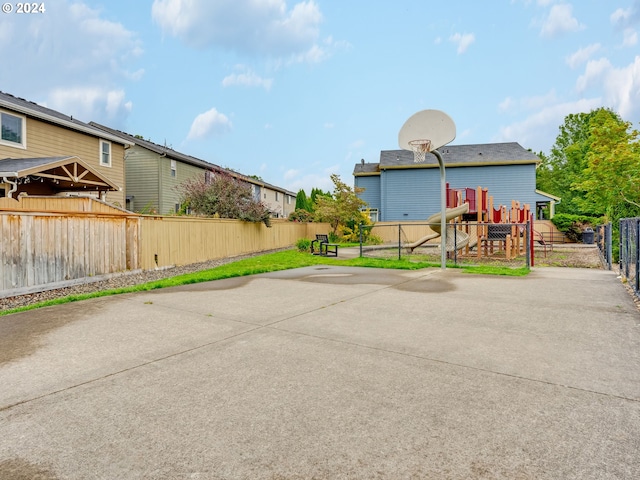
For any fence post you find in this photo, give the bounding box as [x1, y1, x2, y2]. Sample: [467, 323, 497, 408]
[359, 223, 363, 258]
[398, 224, 401, 260]
[636, 220, 640, 293]
[605, 222, 612, 270]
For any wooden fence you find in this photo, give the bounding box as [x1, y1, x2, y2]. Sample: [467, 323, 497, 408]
[1, 196, 328, 297]
[138, 216, 327, 270]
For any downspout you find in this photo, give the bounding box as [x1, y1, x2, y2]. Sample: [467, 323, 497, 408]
[2, 176, 18, 199]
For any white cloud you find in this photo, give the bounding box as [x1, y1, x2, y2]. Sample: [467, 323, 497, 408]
[540, 4, 584, 38]
[498, 90, 558, 113]
[0, 0, 142, 87]
[495, 98, 602, 151]
[566, 44, 602, 69]
[284, 169, 300, 181]
[449, 32, 476, 54]
[498, 97, 514, 112]
[152, 0, 325, 60]
[222, 67, 273, 90]
[44, 87, 132, 125]
[187, 108, 232, 140]
[577, 56, 640, 119]
[623, 28, 638, 47]
[611, 3, 640, 29]
[0, 0, 142, 125]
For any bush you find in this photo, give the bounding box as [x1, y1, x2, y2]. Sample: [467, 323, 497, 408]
[552, 213, 604, 242]
[288, 209, 314, 222]
[295, 238, 311, 252]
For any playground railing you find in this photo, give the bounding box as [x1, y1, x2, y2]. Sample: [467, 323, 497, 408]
[359, 221, 532, 268]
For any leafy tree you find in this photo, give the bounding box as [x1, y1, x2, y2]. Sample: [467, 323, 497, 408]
[572, 109, 640, 220]
[309, 187, 331, 211]
[313, 174, 367, 236]
[178, 171, 273, 226]
[536, 110, 617, 214]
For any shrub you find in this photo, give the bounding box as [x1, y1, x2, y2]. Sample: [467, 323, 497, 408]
[288, 209, 314, 222]
[552, 213, 604, 242]
[296, 238, 311, 252]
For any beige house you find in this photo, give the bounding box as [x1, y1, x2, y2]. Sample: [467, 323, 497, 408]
[90, 123, 296, 217]
[0, 91, 130, 206]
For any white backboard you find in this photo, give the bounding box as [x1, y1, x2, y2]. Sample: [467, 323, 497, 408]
[398, 109, 456, 152]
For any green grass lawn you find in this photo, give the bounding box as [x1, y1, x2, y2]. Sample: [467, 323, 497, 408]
[0, 249, 528, 316]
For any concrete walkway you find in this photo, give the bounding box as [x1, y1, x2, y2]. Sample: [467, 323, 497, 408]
[1, 266, 639, 479]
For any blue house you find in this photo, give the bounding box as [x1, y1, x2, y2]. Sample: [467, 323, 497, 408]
[354, 142, 558, 222]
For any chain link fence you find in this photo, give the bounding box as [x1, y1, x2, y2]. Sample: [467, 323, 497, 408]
[359, 221, 532, 268]
[619, 218, 639, 295]
[596, 222, 613, 271]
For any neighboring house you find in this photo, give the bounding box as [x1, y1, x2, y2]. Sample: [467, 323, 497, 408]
[353, 142, 558, 222]
[0, 92, 130, 205]
[90, 123, 296, 217]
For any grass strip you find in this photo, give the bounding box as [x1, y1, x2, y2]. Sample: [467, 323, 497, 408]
[0, 249, 527, 316]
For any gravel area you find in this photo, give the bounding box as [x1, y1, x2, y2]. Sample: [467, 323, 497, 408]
[0, 249, 289, 312]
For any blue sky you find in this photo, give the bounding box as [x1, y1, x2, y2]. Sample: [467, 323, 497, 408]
[1, 0, 639, 194]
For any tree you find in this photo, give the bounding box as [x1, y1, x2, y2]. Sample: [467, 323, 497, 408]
[295, 189, 311, 211]
[536, 110, 619, 215]
[572, 110, 640, 220]
[178, 171, 273, 226]
[309, 187, 331, 211]
[313, 174, 367, 236]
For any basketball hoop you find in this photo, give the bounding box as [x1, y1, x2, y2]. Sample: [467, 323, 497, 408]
[409, 139, 432, 163]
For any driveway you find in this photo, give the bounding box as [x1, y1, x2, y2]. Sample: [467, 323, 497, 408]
[1, 266, 639, 479]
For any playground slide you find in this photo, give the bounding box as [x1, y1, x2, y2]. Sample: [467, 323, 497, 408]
[406, 203, 470, 252]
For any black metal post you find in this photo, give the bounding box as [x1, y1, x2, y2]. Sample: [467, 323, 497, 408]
[359, 223, 363, 258]
[398, 224, 401, 260]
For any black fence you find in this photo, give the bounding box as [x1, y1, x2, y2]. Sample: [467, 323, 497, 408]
[596, 222, 613, 271]
[620, 218, 639, 294]
[359, 221, 532, 268]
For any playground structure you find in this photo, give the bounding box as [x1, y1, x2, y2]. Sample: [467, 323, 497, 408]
[407, 184, 533, 261]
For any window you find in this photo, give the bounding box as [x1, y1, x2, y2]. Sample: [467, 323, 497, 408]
[363, 208, 378, 222]
[100, 140, 111, 167]
[287, 195, 292, 204]
[275, 191, 279, 201]
[170, 160, 177, 177]
[1, 111, 26, 148]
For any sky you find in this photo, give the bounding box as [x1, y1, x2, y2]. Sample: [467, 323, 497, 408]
[1, 0, 639, 194]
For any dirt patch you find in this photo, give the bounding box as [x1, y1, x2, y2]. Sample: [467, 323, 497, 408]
[532, 246, 603, 268]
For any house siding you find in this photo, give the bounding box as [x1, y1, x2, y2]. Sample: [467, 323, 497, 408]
[0, 117, 125, 206]
[377, 164, 543, 221]
[381, 168, 441, 221]
[355, 175, 381, 210]
[158, 157, 204, 214]
[125, 147, 160, 213]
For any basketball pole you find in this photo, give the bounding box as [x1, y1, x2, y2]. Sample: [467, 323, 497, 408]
[433, 149, 447, 270]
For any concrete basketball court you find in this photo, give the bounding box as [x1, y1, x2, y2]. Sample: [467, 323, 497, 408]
[1, 265, 639, 479]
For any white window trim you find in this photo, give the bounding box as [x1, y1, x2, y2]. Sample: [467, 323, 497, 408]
[170, 159, 177, 177]
[0, 110, 27, 149]
[99, 140, 112, 167]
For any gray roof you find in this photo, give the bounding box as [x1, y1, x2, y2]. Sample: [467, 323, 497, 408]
[354, 142, 540, 174]
[0, 156, 70, 174]
[0, 91, 132, 146]
[90, 122, 219, 171]
[90, 122, 296, 196]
